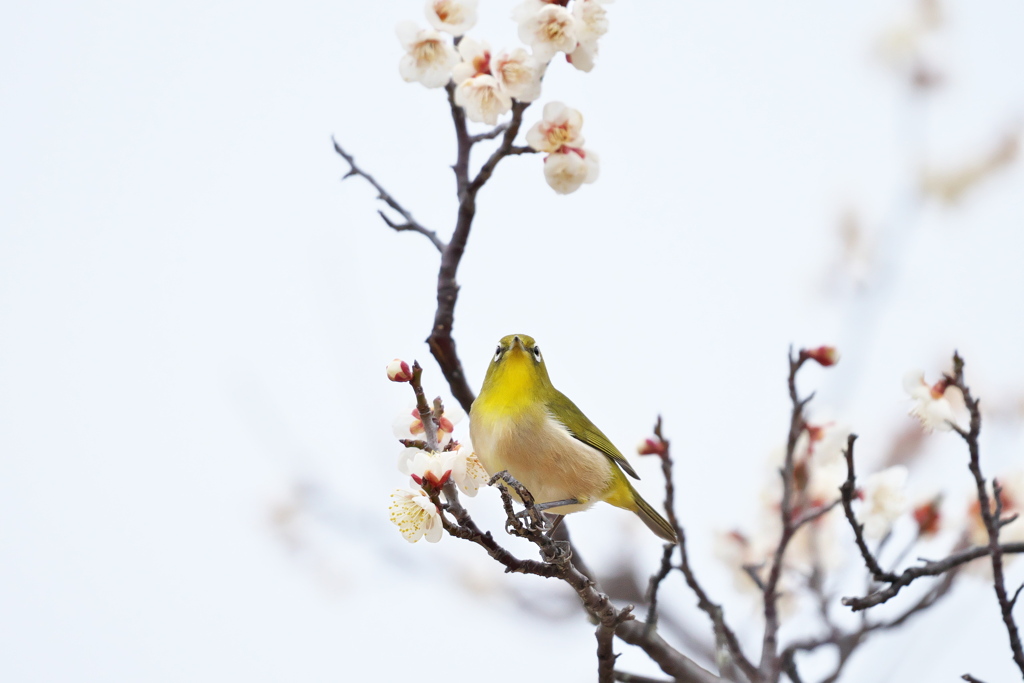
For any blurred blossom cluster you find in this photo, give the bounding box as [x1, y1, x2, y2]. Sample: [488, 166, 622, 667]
[395, 0, 610, 193]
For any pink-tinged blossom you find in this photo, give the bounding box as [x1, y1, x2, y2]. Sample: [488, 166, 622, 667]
[492, 48, 544, 102]
[455, 75, 513, 124]
[398, 447, 453, 490]
[386, 358, 413, 382]
[526, 101, 585, 152]
[637, 437, 667, 456]
[517, 4, 577, 63]
[396, 21, 459, 88]
[451, 37, 492, 83]
[398, 444, 489, 497]
[543, 147, 599, 194]
[393, 404, 462, 448]
[903, 370, 965, 432]
[425, 0, 478, 36]
[860, 466, 909, 538]
[389, 486, 443, 543]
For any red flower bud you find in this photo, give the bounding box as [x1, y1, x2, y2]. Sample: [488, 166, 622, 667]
[913, 498, 942, 536]
[802, 346, 840, 367]
[637, 437, 667, 456]
[387, 359, 413, 382]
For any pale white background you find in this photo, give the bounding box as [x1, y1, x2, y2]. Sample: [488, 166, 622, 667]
[2, 1, 1023, 681]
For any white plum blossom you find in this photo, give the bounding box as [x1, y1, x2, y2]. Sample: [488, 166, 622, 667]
[543, 147, 599, 194]
[389, 486, 443, 543]
[492, 48, 544, 102]
[861, 466, 910, 538]
[526, 101, 585, 152]
[566, 0, 609, 71]
[425, 0, 478, 36]
[455, 75, 513, 124]
[517, 4, 577, 63]
[903, 370, 965, 432]
[567, 40, 598, 72]
[451, 37, 492, 83]
[396, 21, 459, 88]
[448, 445, 491, 496]
[572, 0, 610, 44]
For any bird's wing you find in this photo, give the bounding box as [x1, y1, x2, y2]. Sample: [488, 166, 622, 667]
[547, 390, 640, 480]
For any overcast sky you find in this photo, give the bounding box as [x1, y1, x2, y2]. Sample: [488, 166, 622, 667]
[2, 1, 1024, 682]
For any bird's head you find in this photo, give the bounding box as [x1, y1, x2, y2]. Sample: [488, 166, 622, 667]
[481, 333, 553, 398]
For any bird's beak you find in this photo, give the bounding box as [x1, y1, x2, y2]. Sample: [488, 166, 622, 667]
[511, 336, 524, 350]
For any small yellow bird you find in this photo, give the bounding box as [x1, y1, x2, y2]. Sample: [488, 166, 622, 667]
[469, 334, 677, 543]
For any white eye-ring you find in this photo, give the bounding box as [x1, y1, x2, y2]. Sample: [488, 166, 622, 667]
[494, 346, 503, 362]
[532, 346, 542, 362]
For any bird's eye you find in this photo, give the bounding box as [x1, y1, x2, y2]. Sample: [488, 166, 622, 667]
[494, 345, 503, 362]
[532, 346, 542, 361]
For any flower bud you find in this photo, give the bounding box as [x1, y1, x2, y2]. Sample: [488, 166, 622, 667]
[913, 497, 942, 537]
[637, 437, 667, 456]
[803, 346, 840, 367]
[387, 359, 413, 382]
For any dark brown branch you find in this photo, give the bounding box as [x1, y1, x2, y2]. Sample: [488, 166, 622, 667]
[645, 543, 675, 629]
[429, 472, 727, 683]
[332, 139, 445, 252]
[962, 675, 987, 683]
[408, 362, 439, 452]
[650, 419, 758, 682]
[842, 541, 1024, 610]
[468, 122, 509, 143]
[839, 434, 898, 583]
[948, 352, 1024, 676]
[598, 621, 621, 683]
[426, 91, 535, 414]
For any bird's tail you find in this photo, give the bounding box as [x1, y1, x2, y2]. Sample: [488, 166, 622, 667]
[606, 476, 678, 543]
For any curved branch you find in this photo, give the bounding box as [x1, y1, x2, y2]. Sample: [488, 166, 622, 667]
[332, 139, 445, 252]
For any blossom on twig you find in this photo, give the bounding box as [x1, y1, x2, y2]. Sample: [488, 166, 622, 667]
[492, 48, 544, 102]
[393, 404, 462, 448]
[396, 21, 459, 88]
[903, 370, 965, 432]
[389, 486, 444, 542]
[543, 147, 599, 194]
[516, 4, 577, 62]
[526, 101, 585, 151]
[566, 0, 609, 72]
[425, 0, 478, 36]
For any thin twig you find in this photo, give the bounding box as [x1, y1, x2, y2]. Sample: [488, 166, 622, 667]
[332, 139, 445, 252]
[839, 434, 898, 583]
[760, 349, 812, 680]
[948, 352, 1024, 676]
[408, 362, 439, 452]
[842, 541, 1024, 610]
[651, 419, 759, 682]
